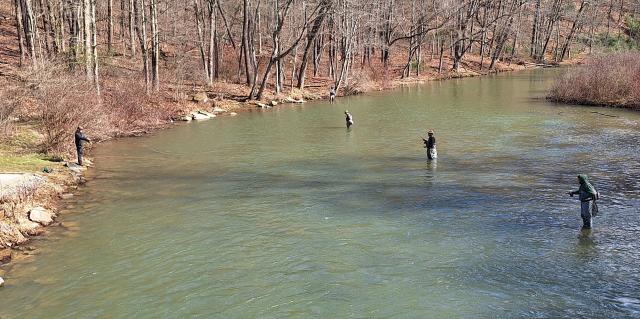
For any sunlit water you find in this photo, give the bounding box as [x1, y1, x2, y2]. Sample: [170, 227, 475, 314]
[1, 69, 639, 318]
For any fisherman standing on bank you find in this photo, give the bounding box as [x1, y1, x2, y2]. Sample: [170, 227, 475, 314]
[345, 110, 354, 129]
[422, 129, 437, 160]
[568, 174, 600, 229]
[75, 126, 91, 166]
[329, 86, 336, 103]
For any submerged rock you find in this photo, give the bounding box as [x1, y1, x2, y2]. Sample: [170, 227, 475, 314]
[28, 207, 55, 226]
[229, 112, 238, 116]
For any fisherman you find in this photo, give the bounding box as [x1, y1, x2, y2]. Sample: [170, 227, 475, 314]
[345, 110, 354, 129]
[329, 86, 336, 103]
[422, 129, 437, 160]
[74, 126, 91, 166]
[568, 174, 600, 229]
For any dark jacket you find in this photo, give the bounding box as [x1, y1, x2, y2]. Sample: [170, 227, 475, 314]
[423, 136, 436, 149]
[75, 130, 90, 149]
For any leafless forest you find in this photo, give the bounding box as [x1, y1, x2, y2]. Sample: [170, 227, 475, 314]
[7, 0, 638, 97]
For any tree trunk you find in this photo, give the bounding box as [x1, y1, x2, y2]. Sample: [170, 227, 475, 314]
[84, 0, 91, 77]
[13, 0, 26, 66]
[193, 0, 210, 84]
[135, 0, 150, 92]
[129, 0, 136, 56]
[108, 0, 114, 53]
[150, 0, 159, 91]
[559, 1, 587, 62]
[90, 0, 99, 93]
[297, 1, 328, 89]
[20, 0, 38, 64]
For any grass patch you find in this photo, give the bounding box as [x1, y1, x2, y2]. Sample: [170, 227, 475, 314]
[0, 123, 66, 173]
[0, 153, 57, 172]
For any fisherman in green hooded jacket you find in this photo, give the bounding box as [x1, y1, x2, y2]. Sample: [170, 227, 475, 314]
[568, 174, 599, 229]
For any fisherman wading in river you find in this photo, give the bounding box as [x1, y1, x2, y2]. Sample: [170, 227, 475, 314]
[345, 110, 354, 129]
[422, 129, 437, 160]
[568, 174, 600, 229]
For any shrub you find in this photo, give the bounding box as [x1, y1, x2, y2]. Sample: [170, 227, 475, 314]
[548, 52, 640, 108]
[102, 78, 169, 133]
[0, 87, 21, 136]
[19, 63, 109, 154]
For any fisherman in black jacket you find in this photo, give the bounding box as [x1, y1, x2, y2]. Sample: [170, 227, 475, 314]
[422, 129, 437, 160]
[74, 126, 91, 166]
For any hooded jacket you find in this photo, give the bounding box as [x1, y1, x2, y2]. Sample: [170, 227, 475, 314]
[571, 174, 598, 202]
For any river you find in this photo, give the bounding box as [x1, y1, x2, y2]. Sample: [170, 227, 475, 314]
[1, 69, 639, 318]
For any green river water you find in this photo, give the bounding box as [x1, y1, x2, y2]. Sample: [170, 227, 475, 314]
[1, 69, 640, 318]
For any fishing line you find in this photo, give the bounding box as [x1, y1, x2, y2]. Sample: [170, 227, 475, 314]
[142, 145, 220, 157]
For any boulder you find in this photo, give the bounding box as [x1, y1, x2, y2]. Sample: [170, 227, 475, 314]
[270, 101, 278, 106]
[0, 276, 4, 287]
[212, 107, 226, 113]
[29, 207, 55, 226]
[229, 112, 238, 116]
[197, 110, 216, 118]
[18, 218, 42, 236]
[256, 103, 270, 108]
[65, 162, 87, 173]
[192, 92, 209, 103]
[191, 112, 211, 121]
[0, 249, 11, 264]
[284, 97, 305, 104]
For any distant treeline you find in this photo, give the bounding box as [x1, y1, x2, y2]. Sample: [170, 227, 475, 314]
[9, 0, 640, 98]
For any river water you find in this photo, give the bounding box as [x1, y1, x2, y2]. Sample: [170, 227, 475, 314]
[1, 69, 640, 318]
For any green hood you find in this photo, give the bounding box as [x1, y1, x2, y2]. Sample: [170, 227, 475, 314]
[578, 174, 598, 197]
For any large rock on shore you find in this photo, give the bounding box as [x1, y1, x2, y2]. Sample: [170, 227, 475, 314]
[0, 173, 44, 201]
[192, 92, 209, 103]
[284, 97, 305, 104]
[0, 249, 11, 264]
[191, 112, 212, 121]
[28, 207, 55, 226]
[0, 276, 4, 287]
[65, 162, 87, 174]
[17, 218, 42, 236]
[212, 106, 226, 113]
